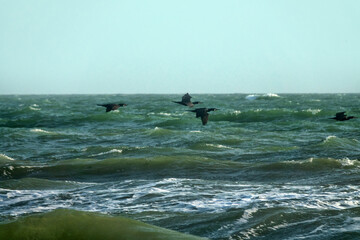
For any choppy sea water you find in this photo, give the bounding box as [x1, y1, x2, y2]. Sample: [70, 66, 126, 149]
[0, 93, 359, 239]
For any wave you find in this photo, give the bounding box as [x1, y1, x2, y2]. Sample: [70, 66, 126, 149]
[233, 206, 360, 240]
[321, 135, 360, 147]
[147, 112, 185, 117]
[0, 156, 245, 181]
[2, 155, 358, 183]
[245, 93, 280, 100]
[0, 154, 15, 162]
[90, 149, 123, 157]
[190, 143, 234, 151]
[258, 158, 360, 172]
[0, 178, 88, 190]
[0, 209, 206, 240]
[210, 108, 323, 123]
[148, 126, 174, 136]
[30, 128, 58, 135]
[312, 136, 360, 158]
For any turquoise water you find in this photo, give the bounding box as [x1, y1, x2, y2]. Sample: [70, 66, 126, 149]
[0, 93, 360, 239]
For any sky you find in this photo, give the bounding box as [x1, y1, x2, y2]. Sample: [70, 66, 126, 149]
[0, 0, 360, 94]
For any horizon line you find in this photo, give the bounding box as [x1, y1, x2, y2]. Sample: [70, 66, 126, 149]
[1, 92, 359, 96]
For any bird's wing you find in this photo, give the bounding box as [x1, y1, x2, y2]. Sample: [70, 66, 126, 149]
[182, 93, 192, 102]
[336, 112, 346, 117]
[106, 106, 113, 112]
[186, 102, 194, 107]
[173, 101, 186, 106]
[201, 114, 209, 125]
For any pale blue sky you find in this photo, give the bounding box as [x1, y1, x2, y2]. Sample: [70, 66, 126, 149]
[1, 0, 359, 94]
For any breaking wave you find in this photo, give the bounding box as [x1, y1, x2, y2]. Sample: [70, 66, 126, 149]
[245, 93, 280, 100]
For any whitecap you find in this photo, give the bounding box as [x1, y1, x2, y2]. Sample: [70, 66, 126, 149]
[149, 112, 184, 117]
[304, 109, 322, 115]
[246, 93, 280, 100]
[245, 94, 258, 100]
[323, 135, 337, 143]
[206, 144, 233, 149]
[29, 106, 41, 111]
[2, 166, 15, 176]
[149, 187, 170, 194]
[0, 154, 15, 161]
[339, 158, 358, 166]
[264, 93, 280, 97]
[233, 110, 241, 115]
[91, 149, 123, 157]
[30, 129, 54, 134]
[237, 207, 258, 225]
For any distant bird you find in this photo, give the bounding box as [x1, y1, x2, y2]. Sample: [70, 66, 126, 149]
[97, 103, 127, 112]
[173, 93, 202, 107]
[329, 112, 357, 121]
[188, 108, 218, 125]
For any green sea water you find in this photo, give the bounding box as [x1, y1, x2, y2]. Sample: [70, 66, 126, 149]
[0, 93, 360, 239]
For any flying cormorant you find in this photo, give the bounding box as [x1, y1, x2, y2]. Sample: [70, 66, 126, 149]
[97, 103, 127, 112]
[188, 108, 218, 125]
[329, 112, 357, 121]
[173, 93, 202, 107]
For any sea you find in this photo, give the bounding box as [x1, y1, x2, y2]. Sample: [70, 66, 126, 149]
[0, 93, 359, 240]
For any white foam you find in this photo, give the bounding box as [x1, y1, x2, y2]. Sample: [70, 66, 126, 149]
[324, 135, 337, 142]
[233, 110, 242, 115]
[245, 94, 258, 100]
[206, 144, 233, 149]
[91, 149, 123, 157]
[29, 106, 41, 111]
[304, 109, 322, 115]
[237, 207, 258, 224]
[30, 128, 54, 134]
[339, 158, 358, 166]
[2, 165, 15, 176]
[245, 93, 280, 100]
[29, 104, 41, 111]
[149, 187, 170, 194]
[148, 112, 184, 117]
[265, 93, 280, 97]
[0, 154, 15, 161]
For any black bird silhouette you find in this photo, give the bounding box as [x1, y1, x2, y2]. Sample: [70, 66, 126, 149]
[97, 103, 127, 112]
[173, 93, 202, 107]
[329, 112, 356, 121]
[188, 108, 218, 125]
